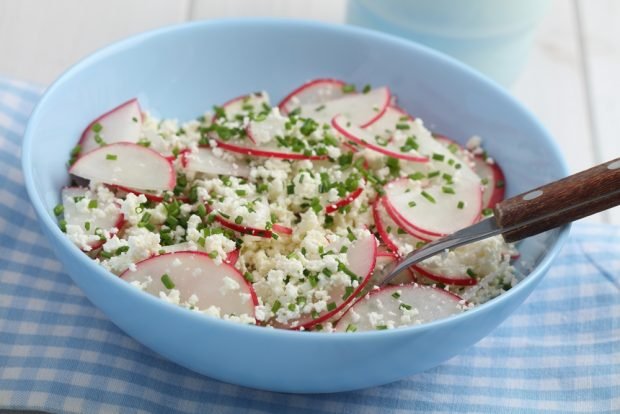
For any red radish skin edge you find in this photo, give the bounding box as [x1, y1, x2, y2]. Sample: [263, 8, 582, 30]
[278, 78, 346, 114]
[331, 115, 428, 162]
[120, 250, 259, 309]
[294, 236, 378, 330]
[478, 155, 506, 209]
[380, 196, 433, 242]
[372, 198, 402, 254]
[225, 249, 240, 266]
[358, 87, 392, 128]
[68, 142, 177, 191]
[412, 264, 478, 287]
[206, 204, 292, 238]
[87, 213, 125, 252]
[77, 98, 142, 151]
[325, 187, 363, 214]
[210, 140, 327, 161]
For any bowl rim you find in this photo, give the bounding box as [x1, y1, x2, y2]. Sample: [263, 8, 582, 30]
[21, 17, 571, 341]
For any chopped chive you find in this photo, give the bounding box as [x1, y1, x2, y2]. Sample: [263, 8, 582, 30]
[339, 246, 348, 254]
[427, 170, 440, 178]
[256, 183, 269, 193]
[466, 268, 477, 278]
[421, 191, 436, 203]
[311, 310, 320, 319]
[395, 123, 410, 130]
[234, 216, 243, 224]
[322, 268, 333, 277]
[84, 221, 90, 231]
[196, 204, 206, 218]
[481, 178, 489, 186]
[391, 292, 400, 299]
[375, 325, 388, 330]
[235, 189, 247, 197]
[271, 300, 282, 313]
[94, 135, 106, 146]
[415, 241, 426, 249]
[342, 84, 356, 93]
[327, 302, 337, 312]
[496, 180, 505, 188]
[106, 154, 117, 161]
[342, 286, 354, 300]
[287, 183, 295, 195]
[288, 303, 296, 311]
[408, 201, 416, 208]
[92, 123, 102, 133]
[399, 303, 412, 311]
[296, 296, 307, 305]
[243, 272, 254, 283]
[432, 153, 445, 161]
[88, 200, 98, 209]
[271, 233, 279, 240]
[362, 84, 371, 93]
[397, 228, 407, 235]
[315, 104, 325, 112]
[208, 251, 218, 259]
[161, 273, 175, 289]
[442, 173, 453, 182]
[337, 261, 359, 281]
[115, 246, 129, 255]
[219, 211, 230, 219]
[408, 172, 425, 181]
[53, 204, 64, 216]
[457, 201, 465, 209]
[442, 186, 455, 195]
[482, 208, 493, 216]
[345, 324, 357, 332]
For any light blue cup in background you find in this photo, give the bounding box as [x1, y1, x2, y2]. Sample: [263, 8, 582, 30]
[347, 0, 552, 86]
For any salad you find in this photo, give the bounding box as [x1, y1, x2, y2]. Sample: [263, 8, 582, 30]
[55, 79, 517, 332]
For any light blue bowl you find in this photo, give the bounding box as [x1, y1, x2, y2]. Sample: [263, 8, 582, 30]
[22, 19, 569, 393]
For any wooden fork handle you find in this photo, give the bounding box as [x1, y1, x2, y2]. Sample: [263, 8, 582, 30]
[495, 158, 620, 243]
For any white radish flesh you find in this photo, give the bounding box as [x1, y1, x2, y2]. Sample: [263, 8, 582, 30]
[61, 187, 123, 250]
[332, 114, 428, 162]
[218, 92, 270, 120]
[279, 78, 347, 115]
[365, 249, 414, 290]
[122, 251, 257, 317]
[78, 99, 142, 155]
[298, 87, 391, 128]
[69, 142, 176, 191]
[334, 284, 464, 332]
[184, 148, 250, 177]
[384, 175, 481, 237]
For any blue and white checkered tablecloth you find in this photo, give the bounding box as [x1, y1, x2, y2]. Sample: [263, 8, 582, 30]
[0, 76, 618, 414]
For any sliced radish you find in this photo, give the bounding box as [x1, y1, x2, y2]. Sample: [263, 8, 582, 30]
[246, 109, 288, 146]
[372, 197, 427, 256]
[434, 134, 471, 161]
[325, 187, 363, 214]
[298, 87, 391, 128]
[332, 114, 428, 162]
[159, 243, 240, 266]
[122, 251, 257, 317]
[278, 78, 347, 115]
[472, 156, 506, 209]
[365, 248, 414, 290]
[279, 232, 377, 330]
[206, 205, 292, 239]
[210, 138, 326, 161]
[215, 92, 269, 121]
[412, 263, 477, 286]
[183, 148, 250, 177]
[363, 105, 412, 136]
[70, 142, 175, 191]
[271, 223, 293, 235]
[380, 195, 433, 241]
[78, 99, 142, 155]
[334, 284, 464, 332]
[61, 187, 124, 251]
[384, 176, 481, 238]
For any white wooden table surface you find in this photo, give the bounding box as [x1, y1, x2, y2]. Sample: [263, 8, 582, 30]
[0, 0, 618, 224]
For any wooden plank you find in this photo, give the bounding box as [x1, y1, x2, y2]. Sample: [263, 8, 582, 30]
[512, 0, 602, 223]
[0, 0, 190, 85]
[189, 0, 346, 23]
[577, 0, 620, 224]
[512, 0, 595, 174]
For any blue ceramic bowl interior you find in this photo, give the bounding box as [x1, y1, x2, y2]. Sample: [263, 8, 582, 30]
[22, 19, 569, 393]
